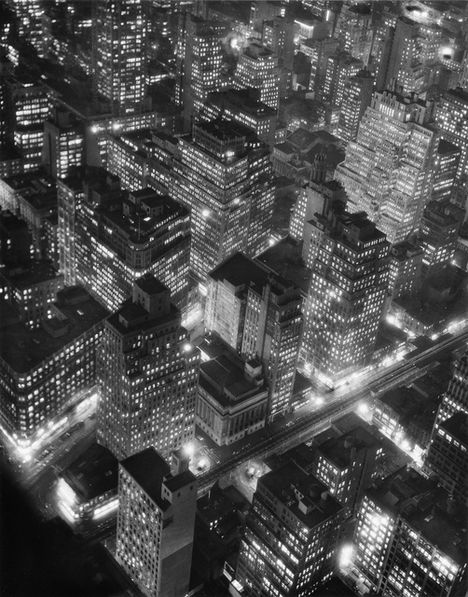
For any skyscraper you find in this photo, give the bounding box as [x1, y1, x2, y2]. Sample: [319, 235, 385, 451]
[236, 461, 345, 596]
[94, 0, 148, 116]
[434, 87, 468, 183]
[351, 468, 467, 597]
[435, 350, 468, 426]
[430, 139, 461, 202]
[43, 109, 84, 180]
[419, 199, 464, 272]
[385, 17, 441, 95]
[336, 88, 435, 244]
[73, 175, 191, 313]
[234, 41, 280, 112]
[175, 12, 227, 130]
[170, 120, 274, 285]
[388, 241, 423, 301]
[427, 411, 468, 502]
[336, 69, 374, 144]
[206, 252, 302, 419]
[310, 425, 382, 516]
[116, 447, 197, 597]
[97, 275, 199, 460]
[301, 202, 389, 382]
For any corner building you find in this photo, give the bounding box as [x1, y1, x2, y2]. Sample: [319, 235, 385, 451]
[116, 447, 197, 597]
[301, 203, 389, 382]
[236, 462, 345, 596]
[97, 276, 199, 460]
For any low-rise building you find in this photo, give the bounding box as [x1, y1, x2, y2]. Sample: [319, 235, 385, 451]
[196, 340, 268, 446]
[55, 442, 118, 529]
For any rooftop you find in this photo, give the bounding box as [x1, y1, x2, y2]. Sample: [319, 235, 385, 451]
[259, 462, 343, 529]
[440, 411, 468, 446]
[371, 468, 467, 565]
[134, 275, 168, 296]
[209, 251, 295, 297]
[0, 286, 109, 373]
[121, 448, 171, 510]
[200, 348, 266, 408]
[62, 443, 118, 502]
[318, 426, 379, 469]
[257, 236, 311, 295]
[0, 260, 61, 289]
[121, 447, 195, 509]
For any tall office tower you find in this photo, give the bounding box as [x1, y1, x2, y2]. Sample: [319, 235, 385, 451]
[249, 0, 285, 30]
[8, 73, 51, 171]
[431, 140, 461, 202]
[75, 177, 190, 313]
[434, 88, 468, 184]
[370, 5, 399, 92]
[319, 50, 363, 126]
[301, 203, 389, 382]
[310, 426, 382, 517]
[97, 276, 199, 460]
[335, 2, 373, 64]
[94, 0, 148, 116]
[301, 37, 340, 96]
[427, 412, 468, 502]
[202, 88, 277, 147]
[388, 241, 423, 301]
[116, 448, 197, 597]
[57, 168, 93, 286]
[419, 199, 465, 272]
[385, 17, 441, 95]
[175, 13, 227, 131]
[0, 286, 107, 457]
[171, 120, 274, 284]
[351, 468, 467, 597]
[206, 253, 302, 419]
[336, 69, 374, 144]
[236, 461, 345, 596]
[7, 1, 44, 57]
[261, 15, 295, 100]
[290, 179, 346, 247]
[336, 89, 435, 244]
[435, 350, 468, 426]
[234, 42, 280, 112]
[43, 109, 84, 180]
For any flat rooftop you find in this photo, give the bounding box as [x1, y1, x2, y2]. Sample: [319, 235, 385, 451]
[62, 443, 118, 502]
[259, 463, 342, 529]
[257, 236, 311, 295]
[200, 351, 266, 408]
[0, 286, 109, 373]
[209, 252, 295, 297]
[1, 261, 62, 289]
[121, 447, 195, 509]
[318, 426, 379, 469]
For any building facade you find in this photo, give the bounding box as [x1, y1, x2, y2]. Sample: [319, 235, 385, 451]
[116, 447, 197, 597]
[97, 276, 199, 460]
[336, 89, 435, 244]
[206, 252, 302, 419]
[301, 202, 389, 382]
